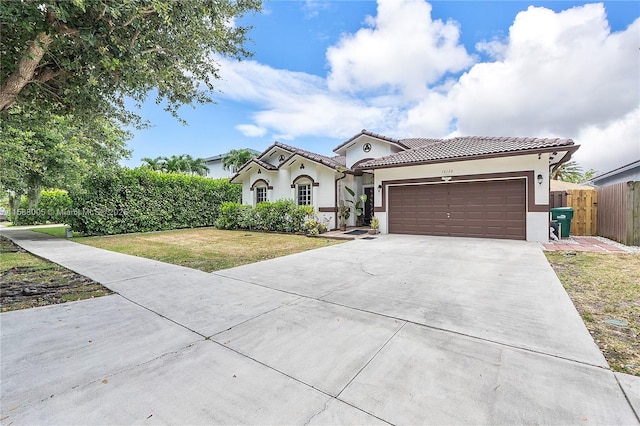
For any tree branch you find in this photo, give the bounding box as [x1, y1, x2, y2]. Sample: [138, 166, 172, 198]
[0, 32, 53, 111]
[35, 68, 64, 84]
[142, 47, 170, 55]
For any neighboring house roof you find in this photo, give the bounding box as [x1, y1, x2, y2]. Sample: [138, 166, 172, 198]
[360, 136, 576, 169]
[550, 180, 594, 191]
[585, 160, 640, 185]
[205, 148, 260, 163]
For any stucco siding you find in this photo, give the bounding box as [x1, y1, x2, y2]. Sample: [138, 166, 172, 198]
[371, 154, 550, 242]
[345, 136, 400, 169]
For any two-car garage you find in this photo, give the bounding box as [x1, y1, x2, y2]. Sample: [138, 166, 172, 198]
[387, 179, 527, 240]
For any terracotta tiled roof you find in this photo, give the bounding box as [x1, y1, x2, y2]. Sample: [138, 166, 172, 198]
[252, 158, 278, 170]
[274, 141, 346, 170]
[229, 157, 277, 182]
[360, 136, 575, 168]
[398, 138, 444, 149]
[333, 129, 409, 152]
[331, 155, 347, 167]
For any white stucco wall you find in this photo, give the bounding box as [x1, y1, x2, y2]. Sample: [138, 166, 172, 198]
[372, 154, 551, 242]
[237, 160, 342, 229]
[206, 160, 233, 180]
[344, 135, 402, 169]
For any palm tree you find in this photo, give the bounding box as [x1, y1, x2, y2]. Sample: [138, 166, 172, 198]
[551, 160, 597, 183]
[142, 155, 207, 176]
[163, 155, 190, 173]
[141, 157, 167, 172]
[222, 149, 256, 172]
[191, 158, 208, 176]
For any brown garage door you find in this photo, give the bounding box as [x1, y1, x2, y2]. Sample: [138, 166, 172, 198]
[388, 179, 526, 240]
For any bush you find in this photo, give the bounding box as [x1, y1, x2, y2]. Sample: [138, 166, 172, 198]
[10, 189, 73, 225]
[216, 200, 314, 233]
[67, 168, 241, 235]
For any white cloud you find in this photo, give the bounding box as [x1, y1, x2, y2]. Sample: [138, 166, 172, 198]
[401, 3, 639, 172]
[214, 1, 638, 172]
[573, 108, 640, 173]
[217, 58, 397, 140]
[326, 0, 473, 99]
[453, 4, 638, 137]
[236, 124, 267, 137]
[302, 0, 331, 19]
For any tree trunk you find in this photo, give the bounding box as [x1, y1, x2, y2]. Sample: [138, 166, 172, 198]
[8, 192, 23, 220]
[26, 173, 43, 208]
[0, 32, 52, 111]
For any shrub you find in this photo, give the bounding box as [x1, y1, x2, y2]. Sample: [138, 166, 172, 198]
[216, 200, 314, 233]
[67, 168, 241, 235]
[10, 189, 73, 225]
[303, 217, 329, 235]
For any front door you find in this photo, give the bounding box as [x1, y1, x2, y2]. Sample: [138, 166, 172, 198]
[364, 187, 374, 226]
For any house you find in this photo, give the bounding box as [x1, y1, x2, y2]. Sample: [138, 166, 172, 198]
[584, 160, 640, 187]
[230, 130, 578, 242]
[205, 149, 260, 179]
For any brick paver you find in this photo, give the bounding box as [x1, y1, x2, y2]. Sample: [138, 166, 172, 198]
[543, 236, 626, 253]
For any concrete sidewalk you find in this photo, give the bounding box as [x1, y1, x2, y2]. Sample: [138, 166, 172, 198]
[1, 229, 638, 425]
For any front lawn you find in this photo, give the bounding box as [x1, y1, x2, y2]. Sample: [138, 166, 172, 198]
[75, 227, 343, 272]
[545, 251, 640, 376]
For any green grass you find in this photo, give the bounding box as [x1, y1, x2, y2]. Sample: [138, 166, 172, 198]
[31, 225, 72, 238]
[545, 251, 640, 376]
[76, 227, 343, 272]
[0, 251, 53, 271]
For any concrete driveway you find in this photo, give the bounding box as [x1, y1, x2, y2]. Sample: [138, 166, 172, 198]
[1, 230, 638, 424]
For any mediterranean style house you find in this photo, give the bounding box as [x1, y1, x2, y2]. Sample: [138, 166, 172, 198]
[230, 130, 578, 242]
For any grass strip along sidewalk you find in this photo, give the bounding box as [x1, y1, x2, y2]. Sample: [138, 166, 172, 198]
[545, 251, 640, 376]
[0, 236, 112, 312]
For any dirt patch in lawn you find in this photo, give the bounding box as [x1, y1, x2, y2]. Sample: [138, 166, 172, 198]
[545, 251, 640, 376]
[77, 227, 343, 272]
[1, 237, 112, 312]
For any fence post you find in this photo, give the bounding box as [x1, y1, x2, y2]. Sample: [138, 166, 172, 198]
[628, 181, 640, 246]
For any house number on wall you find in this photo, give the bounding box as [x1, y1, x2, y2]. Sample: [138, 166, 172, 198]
[442, 169, 454, 174]
[363, 143, 372, 153]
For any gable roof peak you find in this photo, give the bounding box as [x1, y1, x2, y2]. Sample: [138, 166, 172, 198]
[333, 129, 407, 153]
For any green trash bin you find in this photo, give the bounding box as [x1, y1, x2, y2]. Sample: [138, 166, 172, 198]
[550, 207, 574, 238]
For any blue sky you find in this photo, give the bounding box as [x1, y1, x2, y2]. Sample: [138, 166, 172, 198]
[125, 0, 640, 173]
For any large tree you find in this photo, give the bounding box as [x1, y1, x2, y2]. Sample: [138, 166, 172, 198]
[0, 0, 261, 123]
[0, 107, 131, 213]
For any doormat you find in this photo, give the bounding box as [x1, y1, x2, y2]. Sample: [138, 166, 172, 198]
[344, 229, 368, 235]
[361, 236, 377, 240]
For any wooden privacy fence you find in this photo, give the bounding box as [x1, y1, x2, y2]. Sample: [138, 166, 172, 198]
[597, 181, 640, 246]
[549, 188, 597, 235]
[567, 189, 597, 236]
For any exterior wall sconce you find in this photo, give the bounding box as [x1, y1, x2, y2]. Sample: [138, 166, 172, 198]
[537, 174, 543, 184]
[377, 184, 382, 192]
[300, 163, 305, 170]
[441, 176, 452, 182]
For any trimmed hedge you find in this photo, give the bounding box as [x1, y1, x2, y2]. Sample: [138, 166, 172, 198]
[11, 189, 73, 225]
[67, 168, 241, 235]
[216, 200, 314, 233]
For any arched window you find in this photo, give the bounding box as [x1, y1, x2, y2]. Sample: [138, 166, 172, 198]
[251, 179, 269, 205]
[292, 175, 315, 206]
